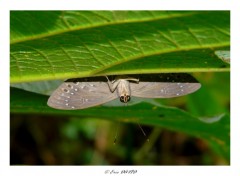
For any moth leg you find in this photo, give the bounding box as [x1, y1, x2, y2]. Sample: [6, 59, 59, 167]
[105, 76, 121, 92]
[115, 75, 139, 83]
[126, 77, 139, 83]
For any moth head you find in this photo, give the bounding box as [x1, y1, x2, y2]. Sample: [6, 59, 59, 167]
[120, 94, 131, 103]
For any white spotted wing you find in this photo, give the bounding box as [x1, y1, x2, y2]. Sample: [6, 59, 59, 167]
[131, 74, 201, 98]
[47, 78, 118, 110]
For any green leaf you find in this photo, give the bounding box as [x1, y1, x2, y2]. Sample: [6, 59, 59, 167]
[10, 11, 230, 83]
[10, 87, 230, 160]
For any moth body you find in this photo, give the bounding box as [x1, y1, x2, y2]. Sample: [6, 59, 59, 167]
[106, 76, 139, 103]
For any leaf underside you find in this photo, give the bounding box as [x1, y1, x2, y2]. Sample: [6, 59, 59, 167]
[10, 11, 230, 83]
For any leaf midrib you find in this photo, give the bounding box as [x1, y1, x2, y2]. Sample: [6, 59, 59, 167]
[90, 44, 230, 75]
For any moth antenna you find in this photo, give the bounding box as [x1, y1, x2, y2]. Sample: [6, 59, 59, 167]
[113, 123, 119, 145]
[138, 123, 149, 142]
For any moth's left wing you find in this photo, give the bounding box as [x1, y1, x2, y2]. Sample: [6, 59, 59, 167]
[47, 77, 118, 110]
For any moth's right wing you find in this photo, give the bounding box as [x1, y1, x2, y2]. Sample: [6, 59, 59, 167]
[47, 78, 118, 110]
[130, 73, 201, 98]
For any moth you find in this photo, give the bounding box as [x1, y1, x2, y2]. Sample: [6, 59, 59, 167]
[47, 73, 201, 110]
